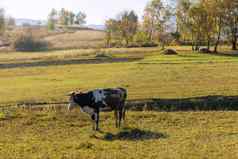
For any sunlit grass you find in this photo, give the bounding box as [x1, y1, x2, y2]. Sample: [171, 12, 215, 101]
[0, 109, 237, 159]
[1, 49, 238, 106]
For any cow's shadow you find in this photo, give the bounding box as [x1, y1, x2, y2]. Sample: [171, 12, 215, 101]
[103, 128, 168, 141]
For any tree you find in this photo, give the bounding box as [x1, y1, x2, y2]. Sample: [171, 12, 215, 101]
[0, 8, 5, 35]
[209, 0, 226, 53]
[105, 19, 120, 47]
[143, 0, 172, 49]
[199, 0, 215, 51]
[128, 11, 139, 42]
[223, 0, 238, 50]
[118, 10, 138, 46]
[105, 10, 138, 47]
[176, 0, 193, 45]
[69, 12, 75, 25]
[58, 8, 71, 26]
[47, 8, 58, 31]
[75, 11, 86, 26]
[176, 0, 237, 52]
[143, 0, 164, 41]
[7, 16, 16, 27]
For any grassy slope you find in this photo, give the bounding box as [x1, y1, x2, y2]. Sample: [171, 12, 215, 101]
[44, 30, 106, 49]
[1, 49, 238, 105]
[4, 28, 106, 51]
[0, 109, 237, 159]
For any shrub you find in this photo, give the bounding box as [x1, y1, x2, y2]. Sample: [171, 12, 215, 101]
[95, 52, 112, 59]
[13, 32, 49, 51]
[141, 42, 158, 47]
[134, 31, 149, 44]
[134, 31, 158, 47]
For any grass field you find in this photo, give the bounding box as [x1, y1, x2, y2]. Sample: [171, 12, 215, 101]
[1, 46, 238, 158]
[0, 109, 237, 159]
[1, 47, 238, 106]
[4, 28, 106, 51]
[44, 30, 106, 50]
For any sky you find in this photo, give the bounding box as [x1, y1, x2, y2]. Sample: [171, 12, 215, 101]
[0, 0, 150, 25]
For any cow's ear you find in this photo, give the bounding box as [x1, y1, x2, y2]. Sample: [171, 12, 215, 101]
[76, 89, 84, 94]
[67, 91, 75, 96]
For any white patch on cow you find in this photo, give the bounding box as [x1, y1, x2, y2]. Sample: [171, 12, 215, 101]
[80, 106, 94, 116]
[93, 89, 106, 103]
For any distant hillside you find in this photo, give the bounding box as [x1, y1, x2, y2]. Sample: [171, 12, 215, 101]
[15, 18, 47, 26]
[86, 24, 106, 31]
[15, 19, 105, 30]
[44, 30, 106, 50]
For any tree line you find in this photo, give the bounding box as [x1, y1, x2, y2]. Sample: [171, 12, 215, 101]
[105, 0, 173, 48]
[0, 8, 15, 36]
[1, 0, 238, 52]
[105, 0, 238, 52]
[177, 0, 238, 52]
[47, 8, 86, 31]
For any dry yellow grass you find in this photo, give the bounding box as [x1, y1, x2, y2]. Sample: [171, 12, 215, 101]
[0, 109, 237, 159]
[45, 30, 106, 49]
[0, 47, 238, 158]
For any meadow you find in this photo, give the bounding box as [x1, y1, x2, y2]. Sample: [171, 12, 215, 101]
[0, 45, 238, 158]
[0, 108, 237, 159]
[1, 46, 238, 106]
[4, 28, 106, 51]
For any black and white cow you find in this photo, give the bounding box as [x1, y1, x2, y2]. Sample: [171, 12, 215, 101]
[67, 88, 127, 131]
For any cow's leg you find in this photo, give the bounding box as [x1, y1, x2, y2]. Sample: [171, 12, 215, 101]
[91, 114, 96, 130]
[114, 110, 118, 128]
[118, 107, 123, 128]
[122, 101, 126, 121]
[95, 108, 100, 131]
[122, 107, 126, 121]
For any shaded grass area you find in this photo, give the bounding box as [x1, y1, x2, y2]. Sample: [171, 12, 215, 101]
[0, 57, 141, 69]
[0, 109, 237, 159]
[127, 95, 238, 111]
[0, 47, 160, 64]
[103, 128, 168, 141]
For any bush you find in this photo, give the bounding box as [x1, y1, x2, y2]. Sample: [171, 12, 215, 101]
[13, 32, 49, 51]
[134, 31, 158, 47]
[95, 52, 112, 59]
[141, 42, 158, 47]
[134, 31, 149, 44]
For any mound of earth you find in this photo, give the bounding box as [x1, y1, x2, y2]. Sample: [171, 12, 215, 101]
[199, 47, 211, 53]
[161, 49, 178, 55]
[95, 53, 112, 59]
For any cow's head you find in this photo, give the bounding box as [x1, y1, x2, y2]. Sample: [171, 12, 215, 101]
[67, 91, 79, 111]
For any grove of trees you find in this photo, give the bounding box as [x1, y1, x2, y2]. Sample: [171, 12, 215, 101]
[105, 10, 138, 47]
[0, 8, 15, 36]
[105, 0, 176, 48]
[47, 8, 86, 31]
[105, 0, 238, 52]
[176, 0, 238, 52]
[0, 8, 5, 35]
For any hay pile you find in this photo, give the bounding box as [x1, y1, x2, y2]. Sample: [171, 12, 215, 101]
[161, 48, 178, 55]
